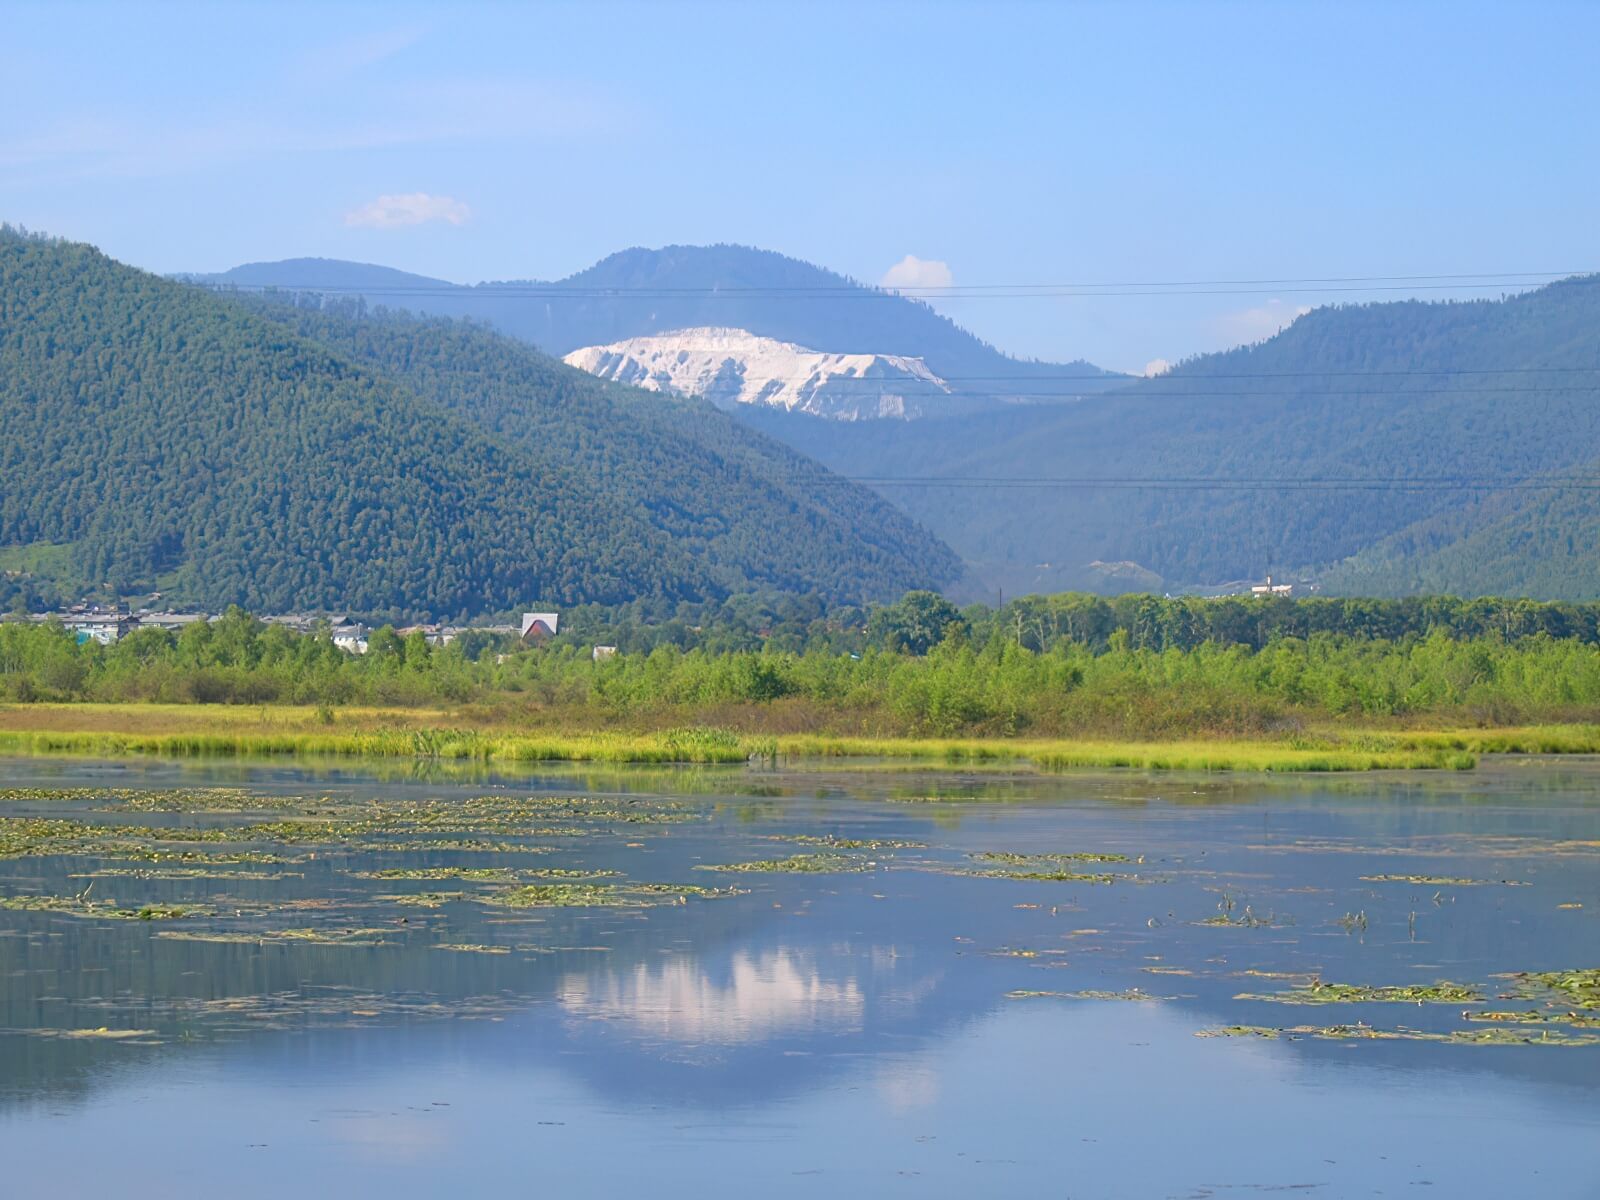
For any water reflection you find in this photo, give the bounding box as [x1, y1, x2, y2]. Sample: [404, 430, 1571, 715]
[0, 755, 1596, 1196]
[561, 949, 869, 1044]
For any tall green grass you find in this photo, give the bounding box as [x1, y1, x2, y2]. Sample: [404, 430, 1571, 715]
[0, 727, 761, 765]
[0, 725, 1480, 772]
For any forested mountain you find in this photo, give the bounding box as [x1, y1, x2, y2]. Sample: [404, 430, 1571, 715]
[743, 278, 1600, 600]
[0, 229, 958, 618]
[196, 245, 1126, 402]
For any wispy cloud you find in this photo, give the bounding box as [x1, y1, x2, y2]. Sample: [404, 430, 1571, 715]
[345, 193, 470, 229]
[881, 254, 954, 292]
[290, 26, 427, 86]
[0, 78, 631, 187]
[1143, 358, 1173, 377]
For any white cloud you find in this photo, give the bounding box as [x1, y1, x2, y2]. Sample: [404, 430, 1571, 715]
[1143, 358, 1173, 377]
[1216, 298, 1312, 345]
[344, 192, 470, 230]
[880, 254, 954, 292]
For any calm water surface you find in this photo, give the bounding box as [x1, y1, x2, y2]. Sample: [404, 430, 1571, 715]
[0, 755, 1596, 1198]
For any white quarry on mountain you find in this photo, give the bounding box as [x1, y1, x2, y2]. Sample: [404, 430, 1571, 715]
[562, 326, 955, 419]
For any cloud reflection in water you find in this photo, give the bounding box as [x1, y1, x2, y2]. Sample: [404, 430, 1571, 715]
[559, 949, 866, 1045]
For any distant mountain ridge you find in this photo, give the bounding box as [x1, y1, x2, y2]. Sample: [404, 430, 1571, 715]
[193, 244, 1126, 404]
[745, 276, 1600, 600]
[564, 327, 972, 420]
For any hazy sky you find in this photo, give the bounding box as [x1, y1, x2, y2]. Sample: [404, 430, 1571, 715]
[6, 0, 1599, 372]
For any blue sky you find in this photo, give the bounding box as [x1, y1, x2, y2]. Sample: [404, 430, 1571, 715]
[5, 0, 1598, 371]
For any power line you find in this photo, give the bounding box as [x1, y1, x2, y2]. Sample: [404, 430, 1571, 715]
[197, 271, 1598, 301]
[783, 474, 1600, 492]
[655, 385, 1600, 399]
[748, 367, 1600, 382]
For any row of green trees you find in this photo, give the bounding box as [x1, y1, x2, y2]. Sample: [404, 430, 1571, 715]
[552, 589, 1600, 656]
[6, 598, 1600, 735]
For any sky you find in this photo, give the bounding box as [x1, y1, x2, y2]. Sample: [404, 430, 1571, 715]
[5, 0, 1600, 373]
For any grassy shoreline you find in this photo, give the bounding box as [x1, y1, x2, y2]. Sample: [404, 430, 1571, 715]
[4, 702, 1597, 771]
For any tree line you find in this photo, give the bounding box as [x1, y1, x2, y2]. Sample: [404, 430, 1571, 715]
[6, 593, 1600, 736]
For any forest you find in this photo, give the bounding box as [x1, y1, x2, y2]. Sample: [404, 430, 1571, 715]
[0, 229, 956, 618]
[747, 276, 1600, 599]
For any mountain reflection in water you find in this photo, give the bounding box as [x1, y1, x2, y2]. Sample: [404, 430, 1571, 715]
[0, 755, 1596, 1197]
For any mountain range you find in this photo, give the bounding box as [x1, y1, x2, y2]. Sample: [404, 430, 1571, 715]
[0, 229, 960, 618]
[744, 279, 1600, 599]
[192, 244, 1128, 406]
[174, 242, 1600, 602]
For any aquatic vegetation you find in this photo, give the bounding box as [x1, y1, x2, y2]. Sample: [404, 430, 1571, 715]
[154, 926, 396, 946]
[105, 788, 304, 813]
[434, 943, 511, 954]
[764, 834, 926, 850]
[695, 852, 871, 874]
[382, 892, 462, 908]
[971, 850, 1131, 865]
[1463, 1010, 1600, 1028]
[352, 867, 522, 882]
[105, 849, 304, 865]
[67, 867, 300, 881]
[1197, 907, 1286, 928]
[1361, 874, 1526, 886]
[1198, 1023, 1600, 1047]
[987, 947, 1068, 959]
[1502, 969, 1600, 1010]
[355, 839, 554, 855]
[963, 867, 1116, 883]
[478, 883, 640, 908]
[1033, 743, 1476, 773]
[0, 894, 203, 920]
[1009, 988, 1171, 1002]
[1235, 979, 1483, 1005]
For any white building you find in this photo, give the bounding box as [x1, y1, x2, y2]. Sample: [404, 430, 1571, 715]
[330, 621, 369, 654]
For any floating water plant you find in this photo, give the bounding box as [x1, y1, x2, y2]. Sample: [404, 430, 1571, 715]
[972, 850, 1130, 865]
[1501, 969, 1600, 1010]
[1234, 979, 1483, 1005]
[964, 867, 1116, 883]
[0, 894, 204, 920]
[1360, 874, 1526, 886]
[694, 853, 870, 874]
[1008, 988, 1171, 1002]
[1198, 1023, 1600, 1047]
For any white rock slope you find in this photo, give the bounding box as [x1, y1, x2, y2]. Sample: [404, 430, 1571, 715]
[563, 327, 954, 419]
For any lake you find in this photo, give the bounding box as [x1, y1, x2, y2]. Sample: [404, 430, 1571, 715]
[0, 755, 1596, 1198]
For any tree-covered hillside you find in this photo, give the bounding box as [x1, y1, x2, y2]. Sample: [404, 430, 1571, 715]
[199, 245, 1125, 400]
[236, 294, 961, 601]
[0, 230, 959, 618]
[745, 279, 1600, 599]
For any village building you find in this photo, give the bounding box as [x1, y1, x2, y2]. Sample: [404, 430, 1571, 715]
[62, 608, 140, 645]
[520, 612, 559, 643]
[329, 620, 369, 654]
[138, 611, 209, 633]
